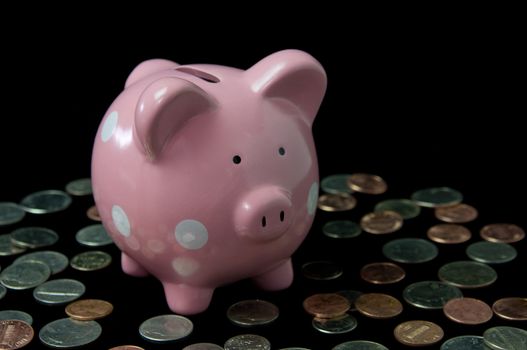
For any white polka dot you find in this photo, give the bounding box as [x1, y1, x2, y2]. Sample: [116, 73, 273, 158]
[307, 181, 319, 215]
[175, 220, 208, 250]
[147, 239, 166, 254]
[126, 236, 140, 251]
[172, 257, 199, 277]
[112, 205, 131, 237]
[101, 111, 118, 142]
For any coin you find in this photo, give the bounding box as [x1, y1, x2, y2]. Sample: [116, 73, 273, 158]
[360, 211, 403, 234]
[0, 261, 51, 290]
[382, 238, 438, 263]
[19, 190, 72, 214]
[65, 178, 92, 196]
[10, 227, 59, 249]
[438, 261, 497, 288]
[440, 335, 485, 350]
[65, 299, 114, 321]
[427, 224, 472, 244]
[76, 224, 113, 246]
[360, 262, 405, 284]
[86, 205, 101, 221]
[139, 314, 193, 342]
[374, 199, 421, 219]
[403, 281, 463, 309]
[0, 310, 33, 325]
[332, 340, 388, 350]
[466, 241, 517, 264]
[227, 299, 279, 326]
[0, 234, 26, 256]
[39, 318, 102, 348]
[322, 220, 362, 239]
[411, 187, 463, 208]
[183, 343, 223, 350]
[434, 203, 478, 223]
[70, 251, 112, 271]
[355, 293, 403, 319]
[443, 297, 493, 324]
[0, 320, 34, 349]
[301, 261, 343, 280]
[0, 285, 6, 300]
[109, 346, 145, 350]
[33, 278, 85, 305]
[303, 293, 350, 319]
[336, 290, 363, 311]
[492, 297, 527, 321]
[347, 173, 387, 195]
[317, 193, 357, 212]
[483, 326, 527, 350]
[480, 223, 525, 243]
[312, 313, 357, 334]
[0, 202, 26, 226]
[14, 250, 69, 274]
[224, 334, 271, 350]
[321, 174, 353, 194]
[394, 320, 444, 346]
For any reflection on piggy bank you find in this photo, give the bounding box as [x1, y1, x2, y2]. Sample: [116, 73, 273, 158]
[91, 50, 327, 314]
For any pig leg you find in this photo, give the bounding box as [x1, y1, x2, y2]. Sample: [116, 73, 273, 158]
[252, 258, 293, 290]
[121, 252, 149, 277]
[162, 282, 214, 315]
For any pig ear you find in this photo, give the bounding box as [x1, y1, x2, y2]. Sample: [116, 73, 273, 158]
[125, 59, 179, 88]
[247, 50, 327, 127]
[135, 77, 216, 160]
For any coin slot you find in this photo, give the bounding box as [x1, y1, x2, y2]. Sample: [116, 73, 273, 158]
[232, 155, 242, 164]
[279, 210, 285, 222]
[261, 216, 267, 228]
[278, 147, 286, 156]
[175, 67, 220, 83]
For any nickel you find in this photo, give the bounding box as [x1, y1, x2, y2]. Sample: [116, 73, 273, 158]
[139, 314, 193, 342]
[227, 299, 279, 326]
[224, 334, 271, 350]
[19, 190, 72, 214]
[382, 238, 438, 263]
[374, 199, 421, 219]
[403, 281, 463, 309]
[39, 318, 101, 348]
[411, 187, 463, 208]
[70, 251, 112, 271]
[0, 202, 25, 226]
[466, 241, 517, 264]
[438, 261, 497, 288]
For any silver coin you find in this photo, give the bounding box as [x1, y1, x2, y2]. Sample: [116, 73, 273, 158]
[411, 187, 463, 208]
[374, 199, 421, 219]
[183, 343, 224, 350]
[14, 250, 69, 274]
[438, 261, 497, 288]
[323, 220, 362, 239]
[382, 238, 438, 263]
[10, 227, 59, 248]
[65, 178, 92, 196]
[332, 340, 389, 350]
[0, 285, 6, 300]
[302, 261, 343, 280]
[139, 314, 193, 342]
[483, 326, 527, 350]
[403, 280, 463, 309]
[440, 335, 485, 350]
[0, 202, 26, 226]
[466, 241, 517, 264]
[224, 334, 271, 350]
[0, 233, 26, 256]
[33, 278, 85, 305]
[39, 317, 102, 348]
[312, 313, 357, 334]
[20, 189, 72, 214]
[0, 261, 51, 290]
[76, 224, 113, 246]
[321, 174, 353, 194]
[227, 299, 279, 326]
[70, 251, 112, 271]
[0, 310, 33, 325]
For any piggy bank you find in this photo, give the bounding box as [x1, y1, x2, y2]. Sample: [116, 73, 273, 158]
[91, 50, 327, 314]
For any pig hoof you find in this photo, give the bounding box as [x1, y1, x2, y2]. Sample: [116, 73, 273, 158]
[163, 283, 214, 315]
[121, 253, 149, 277]
[252, 259, 293, 291]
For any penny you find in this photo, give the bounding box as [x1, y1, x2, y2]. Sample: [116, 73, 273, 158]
[0, 320, 34, 349]
[443, 297, 493, 324]
[332, 340, 388, 350]
[438, 261, 497, 288]
[109, 346, 145, 350]
[39, 318, 101, 348]
[322, 220, 362, 239]
[70, 251, 112, 271]
[480, 223, 525, 243]
[10, 227, 59, 249]
[14, 250, 69, 274]
[19, 190, 72, 214]
[492, 297, 527, 321]
[403, 281, 463, 309]
[66, 299, 114, 321]
[382, 238, 438, 263]
[347, 173, 387, 195]
[0, 202, 25, 226]
[0, 310, 33, 325]
[302, 261, 343, 280]
[411, 187, 463, 208]
[360, 262, 405, 284]
[394, 320, 444, 346]
[435, 203, 478, 223]
[312, 313, 357, 334]
[183, 344, 223, 350]
[65, 178, 92, 196]
[303, 293, 350, 319]
[224, 334, 271, 350]
[336, 290, 363, 311]
[321, 174, 353, 194]
[33, 278, 85, 305]
[227, 299, 279, 326]
[374, 199, 421, 219]
[317, 193, 357, 212]
[355, 293, 403, 319]
[360, 211, 403, 234]
[483, 326, 527, 350]
[76, 224, 113, 247]
[139, 314, 193, 342]
[440, 335, 485, 350]
[0, 261, 51, 290]
[86, 205, 101, 221]
[427, 224, 472, 244]
[0, 234, 26, 256]
[466, 241, 517, 264]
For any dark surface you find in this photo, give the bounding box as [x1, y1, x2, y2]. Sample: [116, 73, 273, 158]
[1, 21, 525, 350]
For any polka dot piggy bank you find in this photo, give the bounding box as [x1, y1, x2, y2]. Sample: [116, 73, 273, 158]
[91, 50, 327, 314]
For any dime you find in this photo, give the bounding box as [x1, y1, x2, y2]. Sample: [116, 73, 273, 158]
[438, 261, 497, 288]
[336, 290, 362, 312]
[39, 318, 101, 348]
[139, 315, 193, 342]
[33, 278, 85, 305]
[492, 297, 527, 321]
[466, 241, 517, 264]
[0, 261, 51, 290]
[224, 334, 271, 350]
[0, 320, 34, 349]
[227, 299, 279, 326]
[70, 251, 112, 271]
[483, 326, 527, 350]
[317, 193, 357, 212]
[10, 227, 59, 249]
[347, 173, 387, 194]
[322, 220, 362, 239]
[394, 320, 444, 346]
[355, 293, 403, 319]
[75, 224, 113, 246]
[321, 174, 353, 194]
[360, 211, 403, 234]
[440, 335, 485, 350]
[66, 299, 114, 321]
[302, 261, 343, 280]
[360, 262, 405, 284]
[411, 187, 463, 208]
[332, 340, 388, 350]
[0, 202, 25, 226]
[19, 190, 72, 214]
[480, 224, 525, 243]
[0, 234, 26, 256]
[14, 250, 68, 274]
[434, 203, 478, 223]
[427, 224, 472, 244]
[65, 178, 92, 196]
[403, 281, 463, 309]
[303, 293, 350, 319]
[443, 297, 493, 325]
[0, 310, 33, 325]
[374, 199, 421, 219]
[86, 205, 101, 221]
[382, 238, 438, 263]
[312, 313, 357, 334]
[183, 344, 223, 350]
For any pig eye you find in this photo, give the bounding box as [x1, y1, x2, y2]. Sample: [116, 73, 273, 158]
[278, 147, 286, 156]
[232, 155, 242, 164]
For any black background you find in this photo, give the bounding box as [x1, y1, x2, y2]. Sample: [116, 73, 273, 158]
[0, 14, 525, 350]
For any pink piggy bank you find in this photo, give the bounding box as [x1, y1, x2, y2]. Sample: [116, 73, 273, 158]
[91, 50, 327, 314]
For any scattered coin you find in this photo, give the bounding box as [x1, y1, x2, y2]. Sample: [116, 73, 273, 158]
[443, 297, 493, 325]
[0, 261, 51, 290]
[317, 193, 357, 212]
[76, 224, 113, 246]
[322, 220, 362, 239]
[139, 314, 193, 342]
[10, 227, 59, 249]
[403, 281, 463, 309]
[374, 199, 421, 219]
[224, 334, 271, 350]
[434, 203, 478, 223]
[0, 285, 6, 300]
[312, 313, 357, 334]
[0, 234, 26, 256]
[336, 290, 363, 311]
[66, 299, 114, 321]
[14, 250, 69, 274]
[303, 293, 350, 319]
[65, 178, 92, 196]
[466, 241, 517, 264]
[321, 174, 353, 194]
[483, 326, 527, 350]
[355, 293, 403, 319]
[411, 187, 463, 208]
[438, 261, 497, 288]
[33, 278, 85, 305]
[86, 205, 101, 221]
[227, 299, 279, 326]
[492, 297, 527, 321]
[332, 340, 388, 350]
[0, 320, 34, 349]
[19, 190, 72, 214]
[360, 211, 403, 234]
[39, 317, 102, 348]
[109, 346, 145, 350]
[382, 238, 438, 263]
[302, 261, 343, 280]
[0, 202, 26, 226]
[427, 224, 472, 244]
[0, 310, 33, 325]
[70, 251, 112, 271]
[394, 320, 444, 346]
[347, 173, 387, 195]
[480, 223, 525, 243]
[183, 343, 223, 350]
[440, 335, 485, 350]
[360, 262, 405, 284]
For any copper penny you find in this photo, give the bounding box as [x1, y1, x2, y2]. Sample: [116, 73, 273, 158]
[435, 203, 478, 223]
[303, 293, 350, 319]
[360, 262, 405, 284]
[347, 173, 387, 195]
[394, 320, 444, 346]
[480, 223, 525, 243]
[65, 299, 114, 321]
[443, 297, 493, 325]
[86, 205, 101, 221]
[427, 224, 472, 244]
[360, 211, 403, 234]
[492, 297, 527, 321]
[0, 320, 34, 349]
[355, 293, 403, 319]
[317, 193, 357, 212]
[109, 346, 145, 350]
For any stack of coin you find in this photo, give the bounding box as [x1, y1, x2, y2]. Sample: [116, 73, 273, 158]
[303, 293, 357, 334]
